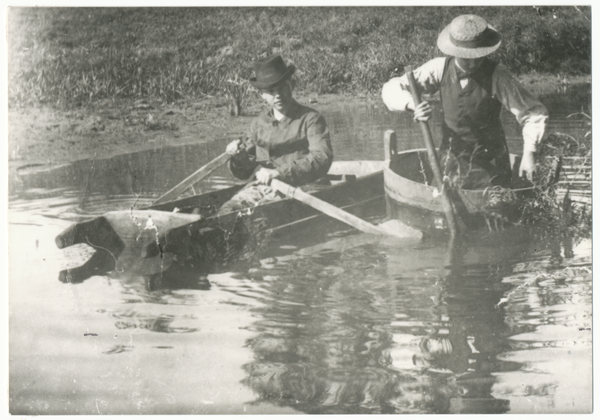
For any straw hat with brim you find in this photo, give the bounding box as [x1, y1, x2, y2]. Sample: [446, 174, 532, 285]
[437, 15, 502, 59]
[249, 55, 296, 90]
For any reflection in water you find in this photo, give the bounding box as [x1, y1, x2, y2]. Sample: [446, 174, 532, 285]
[103, 344, 134, 355]
[239, 234, 537, 414]
[111, 312, 199, 334]
[8, 83, 591, 414]
[410, 248, 519, 414]
[141, 265, 213, 292]
[13, 141, 232, 202]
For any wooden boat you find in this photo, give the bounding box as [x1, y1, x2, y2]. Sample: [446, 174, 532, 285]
[383, 130, 536, 234]
[55, 160, 386, 284]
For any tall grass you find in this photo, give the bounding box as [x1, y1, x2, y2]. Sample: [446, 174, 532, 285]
[7, 6, 591, 109]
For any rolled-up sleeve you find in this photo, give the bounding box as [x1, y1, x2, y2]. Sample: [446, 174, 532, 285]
[277, 113, 333, 185]
[492, 64, 548, 153]
[382, 77, 413, 112]
[382, 58, 445, 112]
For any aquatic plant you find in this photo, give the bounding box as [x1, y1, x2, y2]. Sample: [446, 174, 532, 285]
[482, 121, 591, 256]
[224, 75, 254, 117]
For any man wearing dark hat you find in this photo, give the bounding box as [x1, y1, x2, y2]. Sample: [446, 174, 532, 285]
[382, 14, 548, 189]
[218, 55, 333, 214]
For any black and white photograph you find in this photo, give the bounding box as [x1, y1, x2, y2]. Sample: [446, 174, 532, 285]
[5, 3, 594, 416]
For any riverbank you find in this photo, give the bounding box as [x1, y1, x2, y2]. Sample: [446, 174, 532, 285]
[6, 91, 377, 169]
[7, 6, 591, 171]
[8, 73, 591, 169]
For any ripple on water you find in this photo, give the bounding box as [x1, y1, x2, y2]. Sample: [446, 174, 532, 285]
[9, 95, 592, 414]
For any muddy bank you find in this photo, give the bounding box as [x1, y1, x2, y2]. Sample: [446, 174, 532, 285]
[7, 74, 591, 169]
[8, 92, 370, 166]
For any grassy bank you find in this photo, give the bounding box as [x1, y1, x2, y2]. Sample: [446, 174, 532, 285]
[7, 6, 591, 109]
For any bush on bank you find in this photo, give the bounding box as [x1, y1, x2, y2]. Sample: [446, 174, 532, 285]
[7, 6, 591, 109]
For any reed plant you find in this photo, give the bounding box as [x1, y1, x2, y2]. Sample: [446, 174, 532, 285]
[482, 120, 591, 255]
[224, 75, 254, 116]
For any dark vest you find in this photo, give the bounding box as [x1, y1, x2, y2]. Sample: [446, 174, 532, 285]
[440, 57, 511, 185]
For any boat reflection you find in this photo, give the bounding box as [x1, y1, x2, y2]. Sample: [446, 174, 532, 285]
[13, 142, 230, 199]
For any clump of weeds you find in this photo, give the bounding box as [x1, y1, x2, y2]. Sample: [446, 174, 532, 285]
[224, 76, 253, 117]
[482, 116, 591, 259]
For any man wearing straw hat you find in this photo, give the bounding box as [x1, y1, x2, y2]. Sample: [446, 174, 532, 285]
[219, 55, 333, 214]
[382, 14, 548, 189]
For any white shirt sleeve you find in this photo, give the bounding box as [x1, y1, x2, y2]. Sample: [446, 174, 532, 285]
[492, 64, 548, 153]
[381, 58, 447, 112]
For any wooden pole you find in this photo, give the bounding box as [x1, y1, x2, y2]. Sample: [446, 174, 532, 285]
[153, 152, 232, 205]
[270, 179, 388, 236]
[405, 65, 459, 238]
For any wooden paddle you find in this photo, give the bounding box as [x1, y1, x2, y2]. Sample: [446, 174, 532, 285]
[271, 179, 402, 236]
[153, 152, 232, 205]
[405, 65, 460, 238]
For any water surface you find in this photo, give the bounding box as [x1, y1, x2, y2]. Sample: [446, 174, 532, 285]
[9, 84, 592, 414]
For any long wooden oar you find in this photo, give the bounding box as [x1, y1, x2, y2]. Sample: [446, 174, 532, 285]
[405, 65, 460, 238]
[271, 179, 392, 236]
[153, 152, 232, 205]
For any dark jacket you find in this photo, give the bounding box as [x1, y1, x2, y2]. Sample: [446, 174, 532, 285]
[229, 100, 333, 186]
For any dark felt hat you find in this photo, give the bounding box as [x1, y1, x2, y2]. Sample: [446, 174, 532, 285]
[249, 55, 295, 89]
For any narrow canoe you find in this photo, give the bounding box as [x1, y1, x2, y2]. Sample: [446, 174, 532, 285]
[383, 130, 536, 234]
[56, 160, 386, 284]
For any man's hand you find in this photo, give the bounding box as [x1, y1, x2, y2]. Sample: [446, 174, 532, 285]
[412, 100, 432, 122]
[519, 150, 536, 181]
[256, 167, 280, 185]
[226, 139, 242, 156]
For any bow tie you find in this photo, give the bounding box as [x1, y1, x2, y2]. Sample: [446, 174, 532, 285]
[456, 69, 470, 80]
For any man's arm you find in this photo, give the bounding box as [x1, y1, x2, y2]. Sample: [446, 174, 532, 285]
[381, 57, 446, 112]
[276, 113, 333, 185]
[492, 64, 548, 180]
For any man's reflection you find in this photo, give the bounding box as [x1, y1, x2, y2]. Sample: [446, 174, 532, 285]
[240, 236, 529, 414]
[405, 243, 525, 414]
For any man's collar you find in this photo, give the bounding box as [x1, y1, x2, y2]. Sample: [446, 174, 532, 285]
[267, 99, 300, 122]
[273, 107, 285, 121]
[454, 60, 469, 79]
[454, 57, 486, 79]
[455, 60, 467, 73]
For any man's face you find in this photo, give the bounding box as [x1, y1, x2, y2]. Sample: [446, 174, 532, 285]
[260, 80, 294, 114]
[456, 57, 484, 75]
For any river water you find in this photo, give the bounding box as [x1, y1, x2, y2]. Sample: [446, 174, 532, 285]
[8, 84, 592, 414]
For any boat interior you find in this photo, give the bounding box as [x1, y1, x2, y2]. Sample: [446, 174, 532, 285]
[148, 160, 387, 217]
[388, 148, 529, 191]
